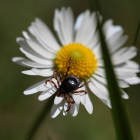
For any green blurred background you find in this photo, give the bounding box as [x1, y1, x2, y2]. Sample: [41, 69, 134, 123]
[0, 0, 140, 140]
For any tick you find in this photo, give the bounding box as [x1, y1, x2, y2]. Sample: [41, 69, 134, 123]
[45, 58, 90, 112]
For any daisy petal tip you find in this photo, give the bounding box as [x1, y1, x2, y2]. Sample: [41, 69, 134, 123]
[16, 37, 23, 42]
[88, 108, 93, 114]
[12, 57, 18, 62]
[51, 115, 56, 118]
[38, 96, 44, 101]
[23, 90, 30, 95]
[122, 94, 129, 99]
[54, 95, 64, 105]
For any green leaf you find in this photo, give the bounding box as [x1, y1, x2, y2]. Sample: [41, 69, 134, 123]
[97, 12, 134, 140]
[88, 0, 134, 139]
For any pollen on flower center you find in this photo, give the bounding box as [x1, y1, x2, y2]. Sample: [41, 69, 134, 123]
[55, 43, 98, 79]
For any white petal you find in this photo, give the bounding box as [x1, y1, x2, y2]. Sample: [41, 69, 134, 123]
[121, 60, 140, 69]
[118, 80, 129, 88]
[93, 74, 129, 88]
[95, 68, 136, 79]
[12, 57, 50, 68]
[76, 83, 87, 105]
[75, 12, 97, 46]
[94, 68, 105, 77]
[82, 12, 97, 46]
[74, 13, 84, 31]
[75, 10, 90, 43]
[84, 94, 93, 114]
[97, 59, 104, 67]
[22, 31, 31, 39]
[54, 95, 64, 105]
[12, 57, 30, 67]
[37, 84, 48, 91]
[103, 19, 113, 35]
[63, 101, 69, 116]
[88, 81, 109, 100]
[70, 103, 79, 117]
[87, 31, 99, 49]
[22, 61, 52, 68]
[17, 37, 43, 58]
[31, 68, 53, 77]
[112, 47, 128, 58]
[26, 39, 56, 59]
[103, 21, 128, 54]
[38, 88, 56, 101]
[37, 76, 58, 92]
[63, 7, 74, 43]
[70, 103, 75, 116]
[44, 80, 56, 89]
[115, 69, 137, 79]
[100, 99, 112, 108]
[51, 101, 64, 118]
[24, 79, 47, 95]
[90, 78, 109, 95]
[92, 74, 107, 84]
[72, 94, 80, 104]
[108, 35, 128, 54]
[124, 77, 140, 85]
[54, 7, 74, 45]
[22, 31, 57, 57]
[20, 47, 54, 65]
[106, 25, 123, 39]
[80, 95, 86, 105]
[30, 24, 57, 54]
[93, 44, 102, 59]
[113, 46, 137, 65]
[22, 70, 37, 75]
[15, 38, 55, 68]
[121, 90, 129, 99]
[54, 9, 66, 45]
[115, 67, 139, 74]
[33, 18, 60, 51]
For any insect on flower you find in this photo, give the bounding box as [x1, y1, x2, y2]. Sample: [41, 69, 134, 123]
[45, 58, 90, 112]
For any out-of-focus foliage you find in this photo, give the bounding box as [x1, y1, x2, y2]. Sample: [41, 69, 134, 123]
[0, 0, 140, 140]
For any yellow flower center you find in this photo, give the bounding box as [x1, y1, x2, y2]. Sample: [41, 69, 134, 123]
[55, 43, 98, 79]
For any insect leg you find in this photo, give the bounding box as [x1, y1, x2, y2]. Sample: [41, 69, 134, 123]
[68, 94, 75, 104]
[53, 70, 62, 82]
[56, 92, 61, 97]
[64, 57, 71, 78]
[77, 81, 91, 89]
[71, 90, 87, 96]
[64, 95, 71, 112]
[45, 80, 59, 90]
[50, 76, 60, 88]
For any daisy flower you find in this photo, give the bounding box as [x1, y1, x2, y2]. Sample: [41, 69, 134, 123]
[12, 7, 140, 118]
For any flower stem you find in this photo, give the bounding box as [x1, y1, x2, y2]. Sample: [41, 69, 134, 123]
[26, 94, 55, 140]
[133, 21, 140, 46]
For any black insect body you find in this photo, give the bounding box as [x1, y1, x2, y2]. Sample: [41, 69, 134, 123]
[60, 75, 80, 94]
[45, 58, 90, 112]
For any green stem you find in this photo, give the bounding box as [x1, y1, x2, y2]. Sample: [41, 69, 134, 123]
[98, 17, 134, 140]
[133, 21, 140, 46]
[88, 0, 134, 139]
[26, 95, 55, 140]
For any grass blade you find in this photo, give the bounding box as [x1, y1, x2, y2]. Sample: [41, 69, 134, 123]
[88, 0, 134, 139]
[133, 21, 140, 46]
[96, 12, 134, 140]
